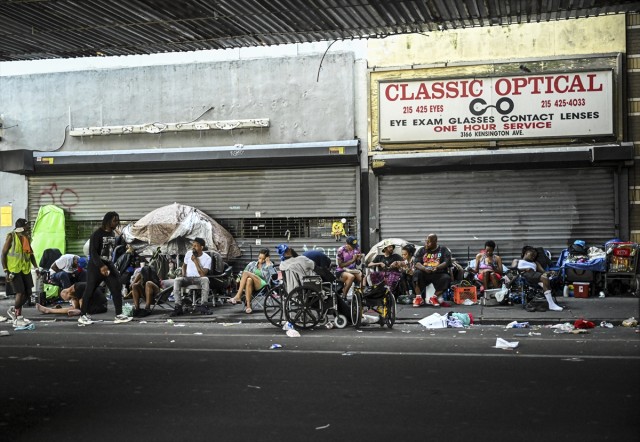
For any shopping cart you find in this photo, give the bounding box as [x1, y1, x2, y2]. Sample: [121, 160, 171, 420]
[603, 241, 639, 296]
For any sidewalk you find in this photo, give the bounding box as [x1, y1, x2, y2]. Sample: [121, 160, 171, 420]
[1, 290, 638, 326]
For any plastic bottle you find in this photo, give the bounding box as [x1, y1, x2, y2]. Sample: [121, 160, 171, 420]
[563, 285, 569, 297]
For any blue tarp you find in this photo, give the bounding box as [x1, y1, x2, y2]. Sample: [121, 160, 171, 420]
[556, 249, 607, 273]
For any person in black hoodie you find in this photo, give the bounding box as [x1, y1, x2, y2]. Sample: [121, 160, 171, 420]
[77, 211, 132, 325]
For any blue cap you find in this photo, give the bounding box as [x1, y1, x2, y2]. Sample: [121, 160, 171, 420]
[573, 240, 586, 247]
[77, 257, 88, 269]
[346, 236, 358, 247]
[276, 244, 289, 260]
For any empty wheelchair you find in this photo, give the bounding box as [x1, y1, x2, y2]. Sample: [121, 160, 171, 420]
[284, 274, 349, 330]
[350, 271, 396, 328]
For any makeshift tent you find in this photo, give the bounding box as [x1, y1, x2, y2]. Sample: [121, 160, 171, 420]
[30, 205, 66, 265]
[122, 202, 241, 258]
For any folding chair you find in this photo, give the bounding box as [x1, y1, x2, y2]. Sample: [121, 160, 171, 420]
[151, 286, 175, 311]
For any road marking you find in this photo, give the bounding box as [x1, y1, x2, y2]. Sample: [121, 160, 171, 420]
[1, 344, 639, 360]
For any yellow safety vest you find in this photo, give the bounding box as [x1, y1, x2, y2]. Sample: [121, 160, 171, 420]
[6, 232, 32, 274]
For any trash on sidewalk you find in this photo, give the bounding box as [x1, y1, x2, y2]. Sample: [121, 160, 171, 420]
[449, 312, 473, 327]
[570, 329, 589, 334]
[221, 321, 242, 326]
[14, 323, 36, 331]
[361, 314, 380, 325]
[494, 338, 519, 349]
[286, 329, 301, 338]
[0, 330, 10, 337]
[506, 321, 529, 329]
[622, 317, 638, 327]
[270, 344, 282, 349]
[599, 321, 614, 328]
[574, 319, 595, 329]
[419, 312, 447, 329]
[315, 424, 330, 430]
[550, 322, 575, 333]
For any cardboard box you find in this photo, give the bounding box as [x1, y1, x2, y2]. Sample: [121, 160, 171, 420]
[573, 282, 590, 298]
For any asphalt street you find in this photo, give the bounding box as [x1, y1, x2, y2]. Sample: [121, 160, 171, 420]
[1, 320, 639, 442]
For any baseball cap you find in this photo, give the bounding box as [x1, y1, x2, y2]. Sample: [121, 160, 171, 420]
[276, 244, 289, 260]
[346, 236, 358, 247]
[193, 238, 207, 250]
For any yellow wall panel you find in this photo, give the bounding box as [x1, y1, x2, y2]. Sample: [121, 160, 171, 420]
[369, 16, 625, 68]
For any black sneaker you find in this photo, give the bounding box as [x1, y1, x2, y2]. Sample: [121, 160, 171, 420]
[169, 305, 183, 317]
[193, 305, 211, 315]
[139, 309, 151, 317]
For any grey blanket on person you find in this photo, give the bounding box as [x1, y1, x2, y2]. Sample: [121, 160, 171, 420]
[279, 256, 315, 293]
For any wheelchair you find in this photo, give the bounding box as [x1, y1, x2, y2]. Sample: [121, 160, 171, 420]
[350, 271, 396, 328]
[284, 274, 349, 330]
[504, 265, 560, 311]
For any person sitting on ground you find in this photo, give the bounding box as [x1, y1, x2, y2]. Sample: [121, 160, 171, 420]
[49, 254, 86, 288]
[229, 248, 275, 314]
[412, 234, 452, 307]
[131, 264, 161, 317]
[473, 240, 504, 290]
[170, 238, 212, 317]
[336, 236, 363, 298]
[36, 282, 108, 317]
[368, 239, 403, 293]
[517, 246, 563, 311]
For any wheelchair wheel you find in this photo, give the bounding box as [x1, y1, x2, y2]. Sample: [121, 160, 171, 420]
[335, 314, 348, 329]
[383, 291, 396, 329]
[285, 286, 324, 330]
[263, 285, 285, 327]
[350, 290, 362, 328]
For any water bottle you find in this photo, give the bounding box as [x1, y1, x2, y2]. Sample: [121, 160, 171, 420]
[563, 285, 569, 297]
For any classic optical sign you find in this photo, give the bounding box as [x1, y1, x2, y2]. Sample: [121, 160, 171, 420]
[378, 70, 613, 143]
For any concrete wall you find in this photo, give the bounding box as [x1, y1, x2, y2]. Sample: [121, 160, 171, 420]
[0, 51, 358, 152]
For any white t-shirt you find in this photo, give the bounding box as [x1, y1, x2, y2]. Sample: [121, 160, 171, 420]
[51, 254, 76, 273]
[184, 251, 212, 277]
[517, 260, 537, 272]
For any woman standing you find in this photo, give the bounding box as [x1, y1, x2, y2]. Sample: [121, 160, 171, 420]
[78, 212, 132, 325]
